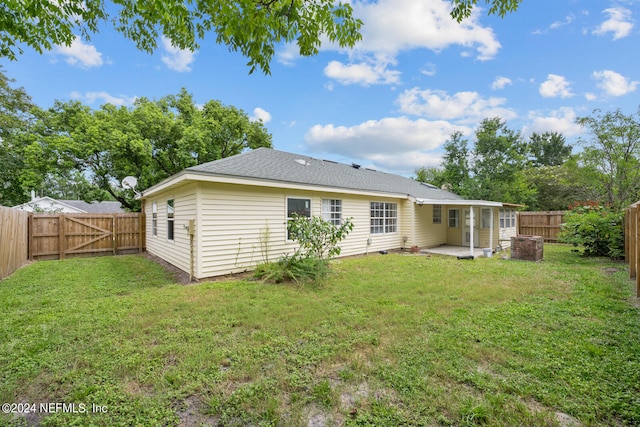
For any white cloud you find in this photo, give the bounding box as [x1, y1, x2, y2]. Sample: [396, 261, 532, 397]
[523, 108, 583, 137]
[324, 56, 401, 86]
[276, 43, 300, 66]
[593, 7, 634, 40]
[421, 63, 437, 77]
[585, 92, 597, 101]
[160, 36, 196, 72]
[550, 14, 576, 30]
[55, 37, 103, 69]
[539, 74, 574, 98]
[70, 91, 137, 106]
[352, 0, 500, 61]
[250, 107, 272, 123]
[305, 116, 469, 173]
[592, 69, 638, 96]
[492, 76, 512, 90]
[396, 88, 516, 123]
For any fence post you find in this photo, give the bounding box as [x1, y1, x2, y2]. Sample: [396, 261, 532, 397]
[112, 215, 117, 255]
[636, 207, 640, 298]
[28, 213, 34, 261]
[58, 215, 65, 260]
[630, 207, 637, 280]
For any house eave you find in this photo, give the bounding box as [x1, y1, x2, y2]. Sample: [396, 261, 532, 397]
[415, 199, 503, 207]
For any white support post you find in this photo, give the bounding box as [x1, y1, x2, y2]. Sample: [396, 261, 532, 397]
[489, 208, 494, 251]
[469, 206, 475, 257]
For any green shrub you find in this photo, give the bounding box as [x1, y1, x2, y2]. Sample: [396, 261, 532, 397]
[255, 215, 353, 284]
[254, 255, 330, 284]
[559, 204, 624, 259]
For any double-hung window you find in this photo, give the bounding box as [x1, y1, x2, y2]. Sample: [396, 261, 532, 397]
[287, 198, 311, 239]
[433, 205, 442, 224]
[152, 201, 158, 237]
[500, 208, 517, 228]
[322, 199, 342, 226]
[448, 209, 459, 228]
[167, 199, 175, 241]
[370, 202, 397, 234]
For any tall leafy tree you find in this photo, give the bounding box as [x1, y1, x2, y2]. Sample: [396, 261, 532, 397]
[414, 166, 445, 188]
[33, 88, 272, 210]
[527, 131, 572, 167]
[471, 117, 533, 205]
[440, 131, 473, 198]
[0, 67, 37, 206]
[526, 159, 601, 211]
[576, 107, 640, 209]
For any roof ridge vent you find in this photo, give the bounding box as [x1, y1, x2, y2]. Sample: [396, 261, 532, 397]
[420, 182, 438, 189]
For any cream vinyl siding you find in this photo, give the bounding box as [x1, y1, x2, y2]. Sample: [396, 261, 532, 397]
[413, 204, 447, 248]
[145, 183, 198, 275]
[196, 184, 410, 277]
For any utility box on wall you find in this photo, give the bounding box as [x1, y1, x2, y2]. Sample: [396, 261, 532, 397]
[511, 235, 544, 261]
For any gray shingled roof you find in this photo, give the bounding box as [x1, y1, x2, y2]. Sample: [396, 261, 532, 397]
[61, 200, 125, 213]
[187, 148, 463, 201]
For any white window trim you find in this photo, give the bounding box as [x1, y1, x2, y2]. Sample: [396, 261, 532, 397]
[322, 199, 342, 226]
[370, 201, 398, 235]
[167, 198, 175, 242]
[481, 208, 492, 229]
[286, 197, 312, 241]
[151, 201, 158, 237]
[448, 208, 459, 228]
[433, 204, 442, 224]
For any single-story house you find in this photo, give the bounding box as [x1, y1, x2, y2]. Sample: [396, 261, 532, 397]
[14, 194, 124, 213]
[139, 148, 520, 279]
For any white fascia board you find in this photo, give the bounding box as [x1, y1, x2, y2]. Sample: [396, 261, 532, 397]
[140, 171, 411, 200]
[416, 199, 503, 207]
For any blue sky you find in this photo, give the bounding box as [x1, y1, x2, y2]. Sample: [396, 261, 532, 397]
[3, 0, 640, 176]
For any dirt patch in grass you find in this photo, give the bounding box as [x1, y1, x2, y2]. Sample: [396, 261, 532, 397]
[142, 251, 193, 284]
[175, 395, 219, 427]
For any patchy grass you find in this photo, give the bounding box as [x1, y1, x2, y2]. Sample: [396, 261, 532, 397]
[0, 245, 639, 426]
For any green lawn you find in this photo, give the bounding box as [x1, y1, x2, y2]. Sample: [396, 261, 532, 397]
[0, 246, 639, 426]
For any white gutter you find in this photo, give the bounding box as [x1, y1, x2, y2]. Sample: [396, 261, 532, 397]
[416, 199, 503, 207]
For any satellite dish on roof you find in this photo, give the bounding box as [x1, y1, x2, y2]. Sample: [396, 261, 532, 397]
[122, 176, 138, 190]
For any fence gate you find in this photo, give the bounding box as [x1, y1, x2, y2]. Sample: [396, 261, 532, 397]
[30, 213, 144, 261]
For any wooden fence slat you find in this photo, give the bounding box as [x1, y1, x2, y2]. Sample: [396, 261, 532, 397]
[517, 211, 567, 242]
[0, 207, 29, 280]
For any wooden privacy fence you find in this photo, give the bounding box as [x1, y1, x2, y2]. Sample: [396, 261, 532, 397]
[517, 211, 567, 242]
[624, 202, 639, 298]
[0, 207, 29, 280]
[29, 213, 145, 260]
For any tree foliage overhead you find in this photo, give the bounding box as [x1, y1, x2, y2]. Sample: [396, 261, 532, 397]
[449, 0, 524, 22]
[0, 0, 363, 74]
[22, 88, 272, 210]
[0, 0, 526, 73]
